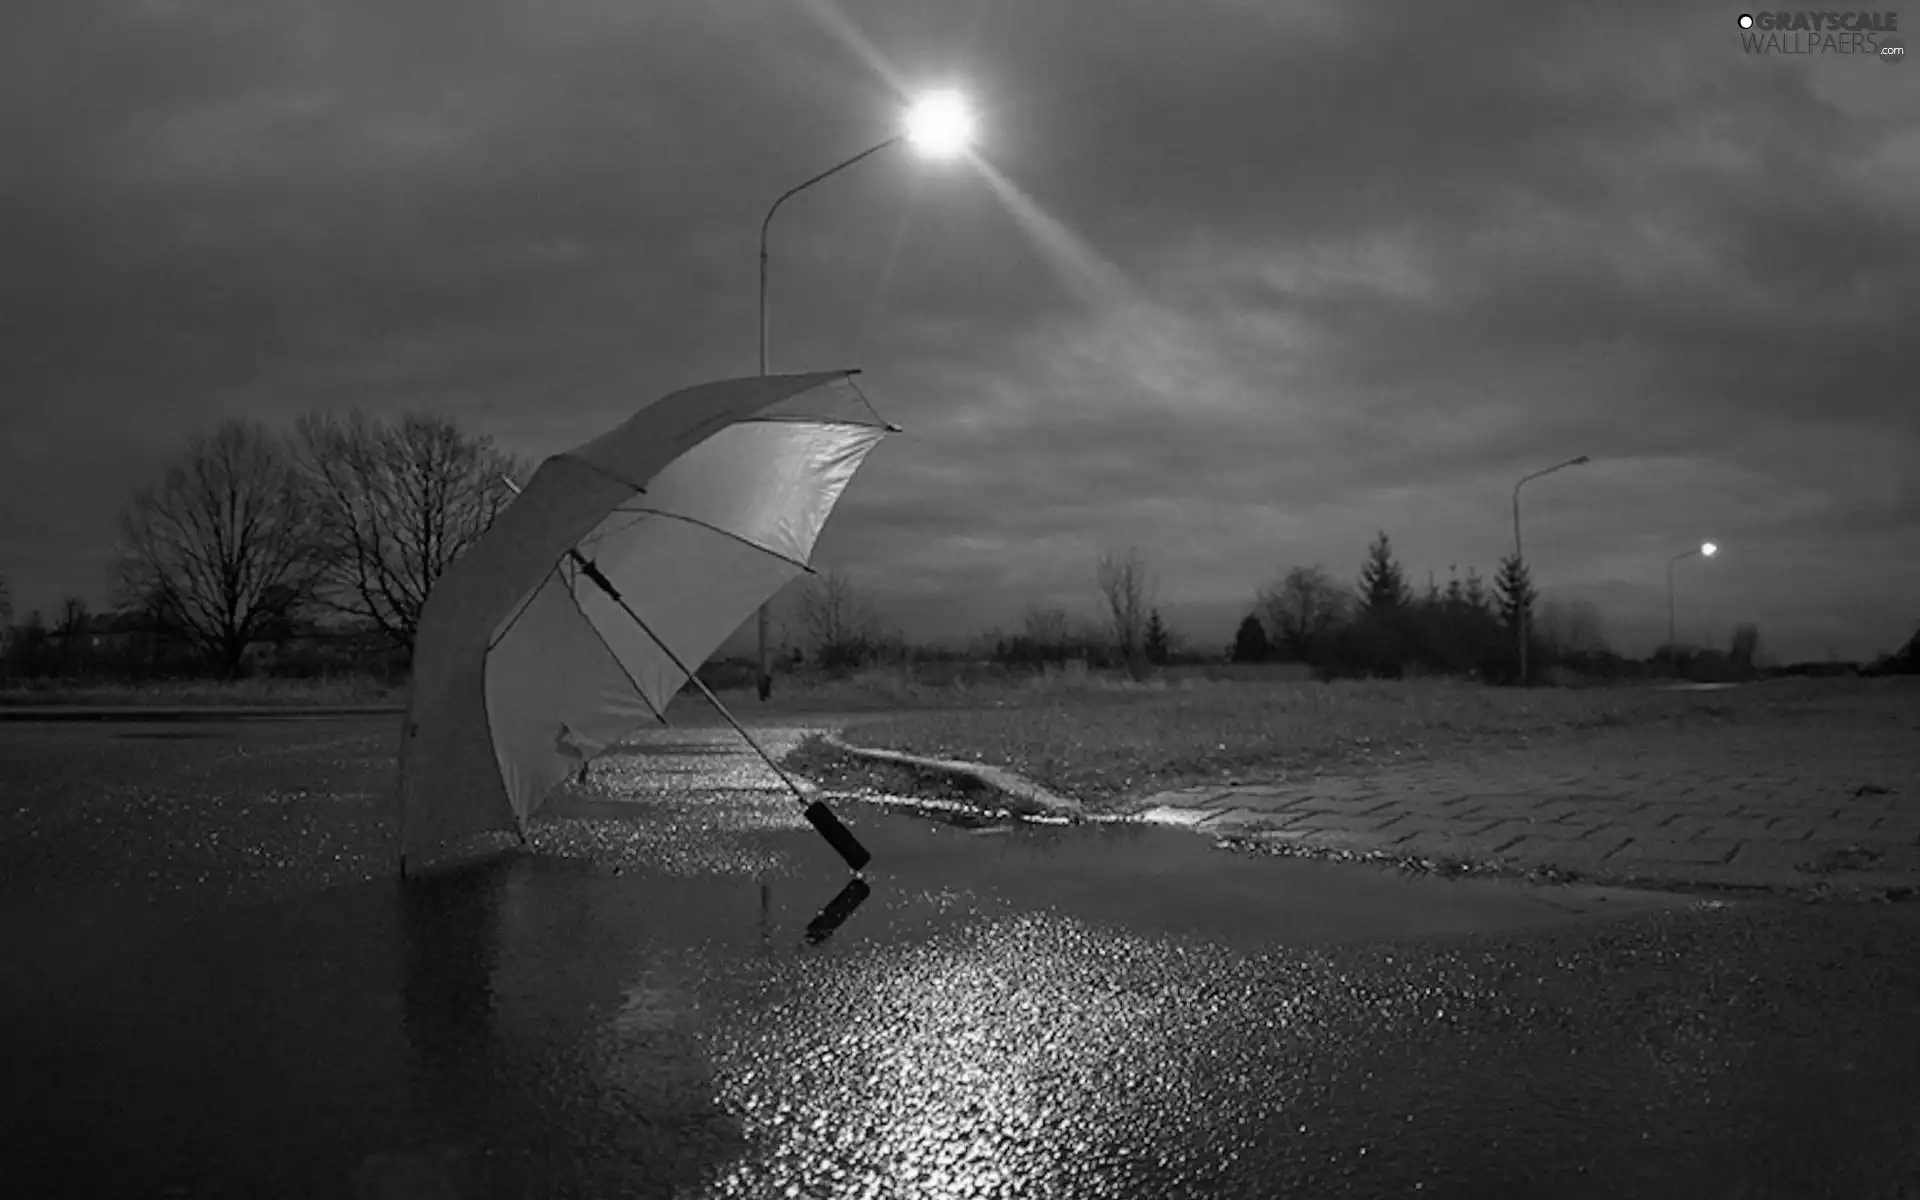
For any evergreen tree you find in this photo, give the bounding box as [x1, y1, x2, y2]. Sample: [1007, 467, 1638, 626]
[1230, 611, 1271, 663]
[1494, 553, 1536, 633]
[1463, 566, 1491, 613]
[1357, 531, 1409, 612]
[1353, 532, 1411, 677]
[1144, 608, 1171, 665]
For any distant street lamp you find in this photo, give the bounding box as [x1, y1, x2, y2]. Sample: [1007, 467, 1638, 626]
[752, 89, 976, 701]
[1667, 541, 1719, 677]
[1511, 455, 1591, 686]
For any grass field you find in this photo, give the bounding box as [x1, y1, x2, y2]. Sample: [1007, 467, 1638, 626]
[790, 675, 1920, 810]
[11, 668, 1913, 818]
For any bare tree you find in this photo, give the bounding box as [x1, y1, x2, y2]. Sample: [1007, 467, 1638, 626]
[1021, 605, 1072, 648]
[53, 596, 90, 674]
[797, 569, 878, 669]
[113, 420, 325, 678]
[1017, 604, 1082, 661]
[1258, 565, 1353, 661]
[56, 595, 88, 637]
[1096, 546, 1153, 678]
[293, 410, 528, 655]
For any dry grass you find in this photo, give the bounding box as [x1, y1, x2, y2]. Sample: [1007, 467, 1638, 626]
[811, 676, 1919, 808]
[678, 661, 1315, 716]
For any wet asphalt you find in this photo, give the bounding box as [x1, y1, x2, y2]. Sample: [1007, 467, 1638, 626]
[4, 716, 1920, 1198]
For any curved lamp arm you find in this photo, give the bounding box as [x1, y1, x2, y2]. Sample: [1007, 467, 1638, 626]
[758, 136, 904, 373]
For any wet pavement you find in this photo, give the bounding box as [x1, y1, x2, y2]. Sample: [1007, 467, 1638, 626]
[5, 718, 1920, 1198]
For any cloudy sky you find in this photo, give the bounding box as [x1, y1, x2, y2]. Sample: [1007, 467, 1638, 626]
[3, 0, 1916, 662]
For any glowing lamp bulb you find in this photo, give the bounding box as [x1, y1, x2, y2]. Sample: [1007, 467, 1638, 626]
[904, 90, 974, 157]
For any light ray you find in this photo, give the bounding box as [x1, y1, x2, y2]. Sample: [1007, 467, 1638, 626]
[798, 0, 908, 98]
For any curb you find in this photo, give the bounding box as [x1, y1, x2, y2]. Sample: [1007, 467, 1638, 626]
[817, 734, 1085, 821]
[0, 705, 406, 723]
[1198, 825, 1920, 903]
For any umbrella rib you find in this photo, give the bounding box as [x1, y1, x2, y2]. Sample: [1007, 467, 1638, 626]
[560, 565, 671, 727]
[558, 456, 653, 497]
[487, 563, 563, 652]
[746, 415, 890, 430]
[483, 561, 668, 725]
[626, 508, 817, 575]
[841, 377, 902, 433]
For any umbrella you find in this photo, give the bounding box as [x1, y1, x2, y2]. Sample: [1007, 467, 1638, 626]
[396, 369, 893, 875]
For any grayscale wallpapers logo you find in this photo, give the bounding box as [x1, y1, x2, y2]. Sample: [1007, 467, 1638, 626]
[1736, 11, 1905, 59]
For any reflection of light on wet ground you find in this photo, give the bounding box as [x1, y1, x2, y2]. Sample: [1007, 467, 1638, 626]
[536, 726, 842, 878]
[692, 914, 1479, 1199]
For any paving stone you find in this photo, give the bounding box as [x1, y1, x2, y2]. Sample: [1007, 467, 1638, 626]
[1136, 791, 1231, 810]
[1494, 834, 1633, 865]
[1124, 720, 1920, 889]
[1605, 838, 1740, 866]
[1387, 831, 1538, 864]
[1477, 819, 1602, 850]
[1823, 823, 1890, 843]
[1383, 819, 1505, 841]
[1687, 817, 1788, 840]
[1223, 784, 1302, 799]
[1197, 807, 1303, 832]
[1653, 815, 1756, 839]
[1282, 811, 1411, 834]
[1196, 796, 1289, 818]
[1453, 798, 1554, 820]
[1552, 794, 1639, 812]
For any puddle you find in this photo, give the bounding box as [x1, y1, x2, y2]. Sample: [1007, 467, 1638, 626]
[0, 804, 1769, 1200]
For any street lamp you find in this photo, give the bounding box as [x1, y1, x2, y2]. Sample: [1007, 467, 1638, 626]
[1667, 540, 1718, 677]
[1511, 455, 1590, 686]
[751, 90, 975, 701]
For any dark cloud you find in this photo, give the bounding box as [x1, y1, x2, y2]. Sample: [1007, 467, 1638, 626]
[2, 0, 1915, 660]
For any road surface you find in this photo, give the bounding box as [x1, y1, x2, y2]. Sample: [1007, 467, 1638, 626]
[3, 717, 1920, 1198]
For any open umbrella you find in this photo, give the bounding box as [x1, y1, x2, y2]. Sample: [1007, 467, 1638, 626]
[396, 369, 893, 875]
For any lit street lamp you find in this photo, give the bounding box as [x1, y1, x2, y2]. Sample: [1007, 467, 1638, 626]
[1667, 540, 1719, 677]
[753, 90, 975, 701]
[1511, 455, 1590, 687]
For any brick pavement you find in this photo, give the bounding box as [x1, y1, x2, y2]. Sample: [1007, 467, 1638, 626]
[1130, 722, 1920, 893]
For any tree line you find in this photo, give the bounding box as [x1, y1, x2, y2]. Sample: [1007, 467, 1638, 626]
[1223, 532, 1918, 682]
[1228, 533, 1575, 682]
[5, 421, 1917, 684]
[1, 412, 529, 681]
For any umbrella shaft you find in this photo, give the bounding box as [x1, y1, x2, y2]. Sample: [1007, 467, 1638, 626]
[568, 550, 814, 812]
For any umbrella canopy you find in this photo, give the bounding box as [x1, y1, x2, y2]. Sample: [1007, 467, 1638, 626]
[398, 370, 890, 864]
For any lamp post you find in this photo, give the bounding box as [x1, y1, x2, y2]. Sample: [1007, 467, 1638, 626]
[1667, 541, 1718, 677]
[753, 89, 975, 701]
[1511, 455, 1590, 686]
